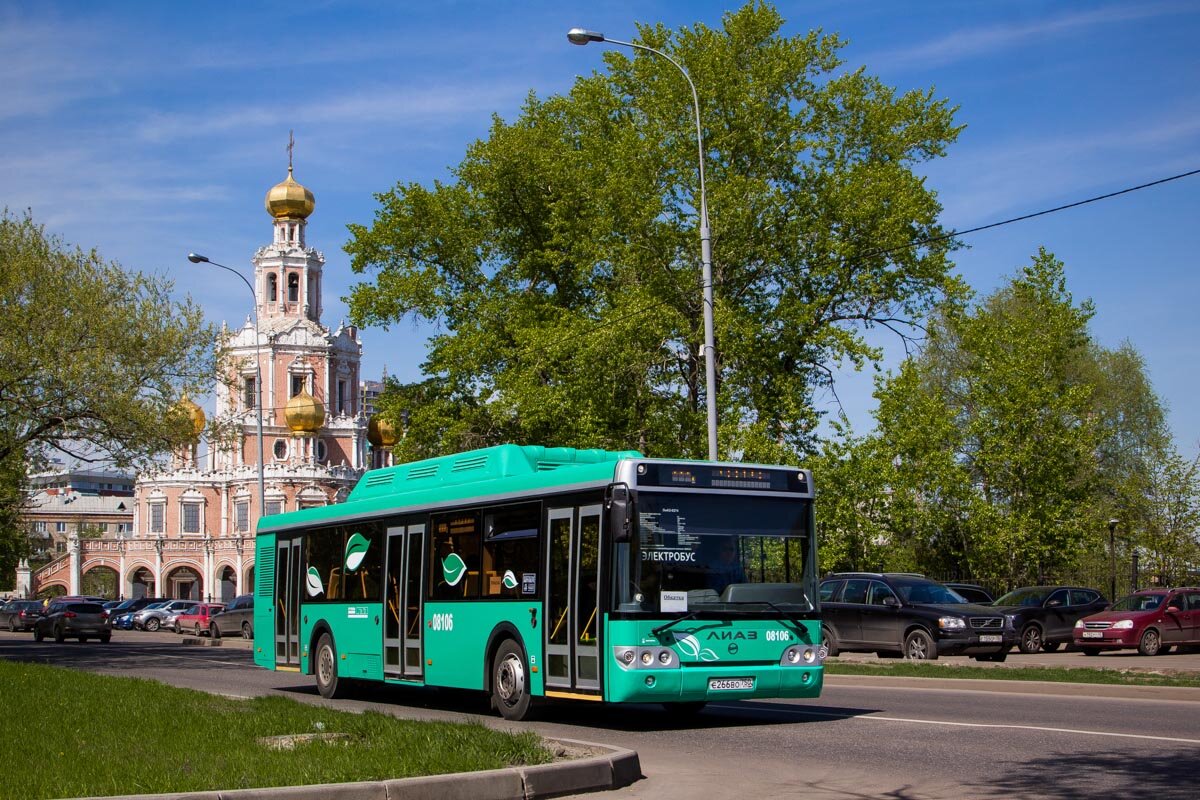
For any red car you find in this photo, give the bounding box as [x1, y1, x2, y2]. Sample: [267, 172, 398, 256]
[1073, 587, 1200, 656]
[175, 603, 225, 636]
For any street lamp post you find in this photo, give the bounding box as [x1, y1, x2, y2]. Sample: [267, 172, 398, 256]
[187, 253, 266, 515]
[568, 27, 719, 461]
[1107, 518, 1119, 601]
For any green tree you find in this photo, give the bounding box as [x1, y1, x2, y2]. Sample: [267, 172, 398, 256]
[830, 250, 1103, 589]
[0, 211, 220, 585]
[345, 2, 965, 460]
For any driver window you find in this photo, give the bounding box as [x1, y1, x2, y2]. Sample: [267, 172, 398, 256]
[1046, 589, 1069, 607]
[868, 582, 896, 606]
[841, 579, 869, 605]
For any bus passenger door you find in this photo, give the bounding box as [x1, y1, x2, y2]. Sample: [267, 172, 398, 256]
[545, 504, 602, 692]
[274, 535, 302, 669]
[384, 524, 425, 680]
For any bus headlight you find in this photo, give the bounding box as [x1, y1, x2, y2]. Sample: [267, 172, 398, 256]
[641, 651, 654, 665]
[658, 650, 672, 665]
[785, 647, 800, 663]
[803, 647, 816, 663]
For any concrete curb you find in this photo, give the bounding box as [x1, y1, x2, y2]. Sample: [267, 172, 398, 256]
[73, 738, 641, 800]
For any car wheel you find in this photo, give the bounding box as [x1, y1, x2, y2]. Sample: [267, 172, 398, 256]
[1018, 625, 1043, 654]
[492, 639, 533, 720]
[209, 623, 220, 639]
[1138, 629, 1162, 656]
[1080, 646, 1101, 656]
[195, 623, 203, 637]
[241, 622, 253, 640]
[145, 618, 160, 632]
[314, 632, 345, 699]
[53, 625, 65, 643]
[1041, 642, 1061, 653]
[8, 619, 16, 633]
[820, 625, 839, 658]
[903, 629, 937, 660]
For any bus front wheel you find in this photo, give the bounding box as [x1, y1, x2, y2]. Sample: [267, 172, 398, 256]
[492, 639, 532, 721]
[315, 633, 345, 699]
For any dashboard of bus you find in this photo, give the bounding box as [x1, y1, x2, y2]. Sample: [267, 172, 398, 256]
[613, 491, 817, 616]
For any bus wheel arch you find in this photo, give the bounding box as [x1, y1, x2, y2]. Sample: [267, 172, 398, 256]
[483, 623, 526, 695]
[307, 621, 333, 675]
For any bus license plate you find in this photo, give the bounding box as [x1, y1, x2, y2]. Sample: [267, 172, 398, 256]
[1082, 631, 1103, 638]
[979, 635, 1002, 643]
[709, 678, 754, 691]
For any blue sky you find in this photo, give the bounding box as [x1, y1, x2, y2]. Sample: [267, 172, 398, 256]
[3, 1, 1198, 456]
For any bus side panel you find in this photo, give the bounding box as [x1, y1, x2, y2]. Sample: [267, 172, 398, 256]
[424, 601, 544, 695]
[299, 602, 386, 680]
[253, 532, 277, 670]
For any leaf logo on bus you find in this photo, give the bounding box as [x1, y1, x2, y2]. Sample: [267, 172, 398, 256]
[344, 532, 370, 573]
[442, 552, 467, 587]
[673, 632, 720, 662]
[502, 570, 518, 590]
[305, 567, 324, 598]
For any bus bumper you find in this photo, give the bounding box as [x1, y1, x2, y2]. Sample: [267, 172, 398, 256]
[606, 664, 824, 703]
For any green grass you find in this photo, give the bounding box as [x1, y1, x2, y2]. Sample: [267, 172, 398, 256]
[0, 660, 552, 800]
[824, 660, 1200, 688]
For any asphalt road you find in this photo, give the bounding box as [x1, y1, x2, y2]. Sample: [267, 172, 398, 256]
[3, 630, 1200, 800]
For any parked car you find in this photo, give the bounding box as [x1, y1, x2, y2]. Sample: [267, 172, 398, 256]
[111, 611, 137, 630]
[0, 600, 44, 632]
[1073, 587, 1200, 656]
[33, 600, 111, 643]
[944, 583, 994, 604]
[819, 572, 1015, 661]
[163, 602, 199, 633]
[107, 596, 164, 618]
[176, 603, 226, 636]
[208, 594, 254, 639]
[136, 599, 196, 633]
[135, 600, 197, 632]
[994, 585, 1109, 653]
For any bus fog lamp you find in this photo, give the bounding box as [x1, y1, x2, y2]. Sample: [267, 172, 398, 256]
[645, 676, 656, 687]
[801, 672, 811, 684]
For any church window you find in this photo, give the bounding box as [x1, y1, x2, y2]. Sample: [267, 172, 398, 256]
[181, 502, 201, 535]
[235, 500, 250, 533]
[337, 380, 346, 414]
[288, 273, 299, 302]
[316, 439, 328, 463]
[291, 374, 306, 397]
[273, 439, 288, 460]
[243, 376, 256, 411]
[265, 499, 283, 516]
[267, 274, 278, 302]
[149, 503, 165, 534]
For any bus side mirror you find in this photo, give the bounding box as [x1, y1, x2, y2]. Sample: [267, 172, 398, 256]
[606, 483, 633, 543]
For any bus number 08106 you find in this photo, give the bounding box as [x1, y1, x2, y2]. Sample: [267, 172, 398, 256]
[430, 613, 454, 632]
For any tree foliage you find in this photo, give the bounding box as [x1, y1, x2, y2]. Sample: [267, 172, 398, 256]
[818, 249, 1198, 590]
[346, 2, 965, 460]
[0, 210, 221, 584]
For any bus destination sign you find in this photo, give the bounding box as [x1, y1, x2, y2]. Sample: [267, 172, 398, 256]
[636, 463, 808, 493]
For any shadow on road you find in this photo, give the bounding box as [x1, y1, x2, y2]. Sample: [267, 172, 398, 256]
[973, 750, 1200, 800]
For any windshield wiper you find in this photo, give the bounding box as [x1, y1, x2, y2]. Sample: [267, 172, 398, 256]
[651, 611, 703, 637]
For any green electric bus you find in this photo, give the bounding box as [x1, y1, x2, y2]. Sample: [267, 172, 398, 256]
[253, 444, 823, 719]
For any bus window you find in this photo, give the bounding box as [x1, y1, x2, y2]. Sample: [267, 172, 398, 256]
[304, 524, 382, 601]
[482, 504, 539, 598]
[430, 512, 482, 600]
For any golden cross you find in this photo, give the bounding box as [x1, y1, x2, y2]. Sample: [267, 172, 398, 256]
[287, 130, 294, 171]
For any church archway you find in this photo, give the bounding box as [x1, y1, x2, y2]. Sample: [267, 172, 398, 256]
[165, 565, 202, 600]
[245, 565, 255, 594]
[81, 565, 118, 599]
[129, 567, 155, 599]
[218, 566, 237, 602]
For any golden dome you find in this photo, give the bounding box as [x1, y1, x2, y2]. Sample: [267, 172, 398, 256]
[173, 395, 206, 440]
[367, 415, 399, 448]
[265, 166, 315, 219]
[285, 390, 325, 434]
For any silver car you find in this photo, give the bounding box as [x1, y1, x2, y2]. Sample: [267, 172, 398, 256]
[133, 600, 195, 632]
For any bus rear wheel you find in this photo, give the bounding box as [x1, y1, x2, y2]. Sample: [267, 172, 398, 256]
[315, 633, 345, 699]
[492, 639, 532, 721]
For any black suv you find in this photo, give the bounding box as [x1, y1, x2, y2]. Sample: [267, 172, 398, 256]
[819, 573, 1015, 661]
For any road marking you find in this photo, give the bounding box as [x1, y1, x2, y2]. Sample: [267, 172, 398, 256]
[712, 705, 1200, 745]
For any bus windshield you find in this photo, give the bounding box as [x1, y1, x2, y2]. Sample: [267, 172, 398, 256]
[615, 492, 815, 614]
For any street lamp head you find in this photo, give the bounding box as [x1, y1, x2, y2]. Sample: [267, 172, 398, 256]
[567, 28, 605, 45]
[187, 253, 209, 264]
[1108, 519, 1119, 527]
